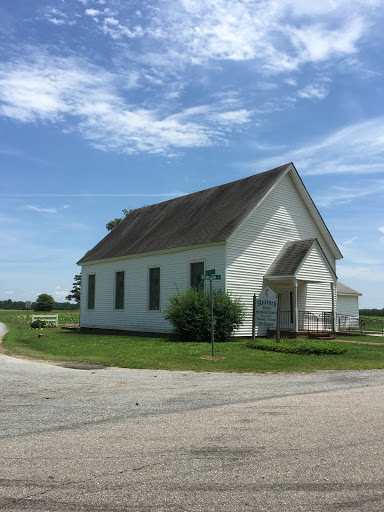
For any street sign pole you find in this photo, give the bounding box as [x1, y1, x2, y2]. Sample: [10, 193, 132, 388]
[210, 277, 215, 357]
[252, 293, 256, 340]
[201, 270, 221, 357]
[276, 293, 281, 344]
[25, 301, 31, 320]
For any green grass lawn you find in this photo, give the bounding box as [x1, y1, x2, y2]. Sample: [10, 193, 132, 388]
[1, 310, 384, 373]
[336, 334, 384, 343]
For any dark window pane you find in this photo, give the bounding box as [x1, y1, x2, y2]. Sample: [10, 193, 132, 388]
[88, 274, 95, 309]
[149, 267, 160, 310]
[190, 262, 204, 290]
[115, 271, 124, 309]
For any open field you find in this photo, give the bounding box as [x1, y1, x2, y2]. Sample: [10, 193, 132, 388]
[1, 310, 80, 325]
[1, 310, 384, 373]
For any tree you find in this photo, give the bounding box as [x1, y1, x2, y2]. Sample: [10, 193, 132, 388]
[106, 209, 132, 231]
[34, 293, 55, 312]
[66, 274, 81, 303]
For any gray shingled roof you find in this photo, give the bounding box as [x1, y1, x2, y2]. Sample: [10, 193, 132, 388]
[265, 239, 317, 277]
[78, 163, 291, 264]
[337, 282, 362, 296]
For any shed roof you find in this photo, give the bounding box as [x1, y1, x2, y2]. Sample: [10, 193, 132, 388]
[78, 163, 291, 264]
[337, 282, 362, 296]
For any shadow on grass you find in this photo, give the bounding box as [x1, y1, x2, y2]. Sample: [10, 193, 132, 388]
[60, 328, 245, 344]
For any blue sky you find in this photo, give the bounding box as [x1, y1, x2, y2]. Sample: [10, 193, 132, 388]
[1, 0, 383, 308]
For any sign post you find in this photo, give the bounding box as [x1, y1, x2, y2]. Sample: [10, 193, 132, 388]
[25, 301, 31, 320]
[201, 269, 222, 357]
[254, 287, 279, 342]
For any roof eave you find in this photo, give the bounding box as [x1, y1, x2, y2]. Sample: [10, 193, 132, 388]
[77, 240, 227, 266]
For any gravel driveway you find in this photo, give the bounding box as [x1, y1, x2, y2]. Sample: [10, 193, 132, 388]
[1, 329, 384, 511]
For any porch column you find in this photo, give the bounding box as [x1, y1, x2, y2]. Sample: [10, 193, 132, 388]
[293, 278, 298, 332]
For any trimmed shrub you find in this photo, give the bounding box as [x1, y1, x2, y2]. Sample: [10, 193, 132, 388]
[246, 338, 347, 356]
[30, 320, 47, 329]
[165, 288, 245, 342]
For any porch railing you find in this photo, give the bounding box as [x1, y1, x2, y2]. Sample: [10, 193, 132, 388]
[279, 310, 334, 333]
[339, 315, 384, 335]
[338, 314, 359, 331]
[279, 311, 383, 335]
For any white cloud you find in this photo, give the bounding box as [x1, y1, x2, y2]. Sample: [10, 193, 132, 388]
[289, 18, 364, 63]
[0, 53, 253, 155]
[131, 0, 376, 74]
[297, 79, 331, 101]
[212, 109, 251, 125]
[85, 9, 101, 17]
[48, 18, 66, 25]
[314, 182, 384, 207]
[54, 286, 68, 299]
[49, 0, 377, 78]
[2, 192, 186, 198]
[342, 236, 359, 246]
[338, 265, 384, 284]
[245, 117, 384, 178]
[25, 205, 58, 214]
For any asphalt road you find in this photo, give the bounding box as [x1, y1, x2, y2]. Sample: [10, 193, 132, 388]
[1, 342, 384, 511]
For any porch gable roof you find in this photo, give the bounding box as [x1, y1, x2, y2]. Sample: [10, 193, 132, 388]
[265, 238, 337, 280]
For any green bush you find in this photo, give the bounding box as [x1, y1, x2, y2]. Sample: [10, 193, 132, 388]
[246, 338, 347, 356]
[164, 288, 245, 342]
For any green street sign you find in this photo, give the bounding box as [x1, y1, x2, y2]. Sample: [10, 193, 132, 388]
[201, 274, 221, 280]
[205, 269, 216, 275]
[211, 274, 221, 280]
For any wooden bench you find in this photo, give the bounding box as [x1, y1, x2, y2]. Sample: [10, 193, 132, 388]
[32, 314, 58, 327]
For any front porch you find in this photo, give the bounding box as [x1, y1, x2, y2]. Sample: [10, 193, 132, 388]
[262, 238, 338, 339]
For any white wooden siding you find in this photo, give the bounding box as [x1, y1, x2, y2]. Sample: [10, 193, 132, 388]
[226, 172, 336, 336]
[296, 245, 334, 282]
[302, 282, 333, 315]
[337, 295, 359, 317]
[80, 245, 226, 332]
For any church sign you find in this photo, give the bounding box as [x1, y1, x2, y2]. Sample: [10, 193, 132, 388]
[255, 287, 278, 328]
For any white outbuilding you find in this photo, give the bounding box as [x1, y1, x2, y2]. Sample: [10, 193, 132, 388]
[337, 282, 362, 330]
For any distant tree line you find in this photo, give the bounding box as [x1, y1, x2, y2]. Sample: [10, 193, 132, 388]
[0, 299, 79, 311]
[359, 308, 384, 317]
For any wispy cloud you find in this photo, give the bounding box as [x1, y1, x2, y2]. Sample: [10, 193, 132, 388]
[4, 192, 186, 197]
[0, 52, 253, 155]
[38, 0, 380, 78]
[25, 204, 58, 214]
[338, 265, 384, 284]
[244, 117, 384, 177]
[54, 286, 68, 299]
[2, 1, 383, 158]
[297, 78, 331, 101]
[72, 0, 377, 74]
[314, 180, 384, 207]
